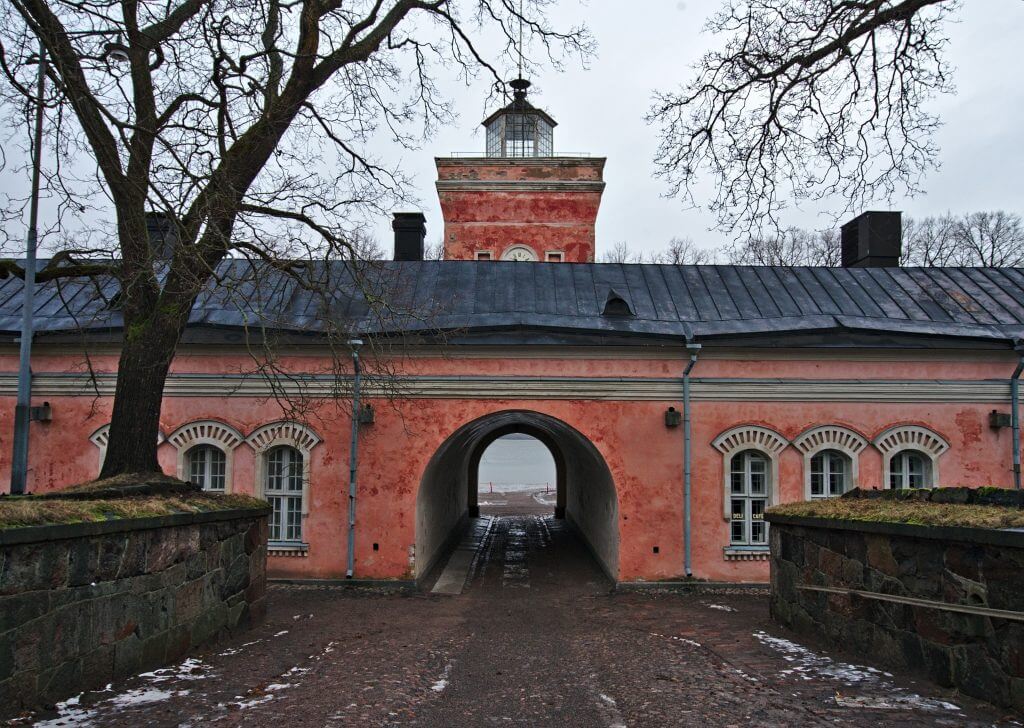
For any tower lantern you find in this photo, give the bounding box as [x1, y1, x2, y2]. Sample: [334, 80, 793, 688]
[483, 79, 556, 158]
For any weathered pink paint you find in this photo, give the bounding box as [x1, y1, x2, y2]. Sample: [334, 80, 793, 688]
[436, 157, 605, 262]
[3, 346, 1021, 584]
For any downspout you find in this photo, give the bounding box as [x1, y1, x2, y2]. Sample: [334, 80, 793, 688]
[346, 339, 364, 578]
[683, 342, 701, 577]
[1012, 341, 1024, 490]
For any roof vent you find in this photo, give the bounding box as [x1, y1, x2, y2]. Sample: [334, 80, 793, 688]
[602, 289, 633, 317]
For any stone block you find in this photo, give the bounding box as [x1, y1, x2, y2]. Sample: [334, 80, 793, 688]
[140, 630, 170, 667]
[930, 487, 972, 505]
[113, 636, 143, 676]
[0, 591, 50, 634]
[865, 535, 899, 576]
[221, 554, 251, 600]
[1011, 678, 1024, 713]
[920, 640, 954, 686]
[116, 532, 148, 579]
[953, 644, 1010, 706]
[38, 659, 82, 707]
[79, 645, 114, 689]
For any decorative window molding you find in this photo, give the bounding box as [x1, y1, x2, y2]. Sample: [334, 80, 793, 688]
[874, 425, 948, 489]
[167, 420, 244, 492]
[793, 425, 868, 498]
[545, 251, 564, 262]
[475, 250, 494, 261]
[247, 421, 321, 454]
[89, 424, 165, 474]
[712, 425, 789, 457]
[712, 425, 788, 529]
[501, 244, 538, 262]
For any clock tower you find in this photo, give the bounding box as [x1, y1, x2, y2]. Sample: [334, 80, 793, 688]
[436, 79, 605, 262]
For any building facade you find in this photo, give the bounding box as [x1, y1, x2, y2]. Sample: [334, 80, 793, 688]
[2, 82, 1023, 586]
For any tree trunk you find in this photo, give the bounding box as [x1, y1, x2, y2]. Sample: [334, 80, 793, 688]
[99, 315, 187, 477]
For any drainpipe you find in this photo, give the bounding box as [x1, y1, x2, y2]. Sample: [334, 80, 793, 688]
[683, 342, 701, 577]
[10, 43, 46, 495]
[346, 339, 364, 578]
[1012, 342, 1024, 490]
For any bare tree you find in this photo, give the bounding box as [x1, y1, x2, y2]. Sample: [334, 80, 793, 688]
[650, 237, 716, 265]
[0, 0, 590, 477]
[902, 211, 1024, 267]
[600, 240, 642, 264]
[649, 0, 957, 236]
[726, 227, 840, 267]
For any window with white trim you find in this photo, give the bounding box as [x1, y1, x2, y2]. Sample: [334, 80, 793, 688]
[266, 445, 304, 544]
[545, 251, 563, 262]
[729, 450, 770, 546]
[874, 425, 947, 491]
[889, 449, 932, 489]
[186, 444, 226, 492]
[810, 449, 851, 498]
[475, 250, 493, 261]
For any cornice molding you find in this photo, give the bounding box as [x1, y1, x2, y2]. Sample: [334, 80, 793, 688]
[436, 180, 606, 193]
[6, 373, 1012, 403]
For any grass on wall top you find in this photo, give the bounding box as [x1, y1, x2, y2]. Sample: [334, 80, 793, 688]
[0, 473, 267, 530]
[768, 497, 1024, 530]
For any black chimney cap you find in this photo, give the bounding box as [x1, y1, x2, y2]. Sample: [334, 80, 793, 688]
[392, 212, 426, 261]
[841, 211, 902, 268]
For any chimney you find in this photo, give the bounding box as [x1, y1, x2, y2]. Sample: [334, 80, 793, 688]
[841, 211, 902, 268]
[145, 211, 177, 260]
[392, 212, 426, 261]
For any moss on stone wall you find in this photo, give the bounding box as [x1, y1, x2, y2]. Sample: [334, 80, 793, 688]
[0, 492, 267, 530]
[768, 498, 1024, 530]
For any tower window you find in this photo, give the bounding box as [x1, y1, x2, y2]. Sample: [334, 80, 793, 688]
[546, 252, 563, 263]
[475, 251, 493, 261]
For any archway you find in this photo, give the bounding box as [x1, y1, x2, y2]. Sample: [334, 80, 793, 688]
[416, 410, 619, 585]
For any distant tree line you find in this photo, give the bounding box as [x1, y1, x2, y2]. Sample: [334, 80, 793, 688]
[601, 211, 1024, 267]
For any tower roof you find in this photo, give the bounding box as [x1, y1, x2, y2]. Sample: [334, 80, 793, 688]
[481, 79, 557, 128]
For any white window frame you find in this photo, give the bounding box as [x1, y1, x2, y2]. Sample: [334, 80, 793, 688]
[475, 250, 494, 261]
[545, 251, 564, 262]
[792, 425, 867, 499]
[247, 421, 321, 549]
[167, 420, 244, 493]
[712, 426, 788, 550]
[185, 444, 228, 492]
[888, 449, 933, 489]
[727, 450, 772, 546]
[89, 424, 166, 475]
[873, 425, 949, 490]
[264, 445, 305, 544]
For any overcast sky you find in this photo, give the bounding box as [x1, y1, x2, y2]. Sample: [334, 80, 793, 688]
[368, 0, 1024, 260]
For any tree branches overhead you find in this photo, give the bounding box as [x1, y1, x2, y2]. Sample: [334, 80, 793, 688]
[649, 0, 957, 236]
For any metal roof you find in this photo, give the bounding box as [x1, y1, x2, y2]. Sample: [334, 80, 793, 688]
[1, 260, 1023, 346]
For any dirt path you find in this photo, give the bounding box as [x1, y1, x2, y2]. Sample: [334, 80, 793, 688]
[16, 506, 1019, 727]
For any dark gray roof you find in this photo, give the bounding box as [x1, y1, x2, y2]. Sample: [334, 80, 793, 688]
[2, 260, 1023, 346]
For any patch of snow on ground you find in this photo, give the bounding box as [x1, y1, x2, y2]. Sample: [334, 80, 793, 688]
[704, 603, 737, 612]
[753, 631, 960, 712]
[273, 630, 289, 637]
[431, 663, 453, 693]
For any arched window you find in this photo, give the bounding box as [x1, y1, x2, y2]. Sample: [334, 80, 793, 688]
[713, 425, 788, 557]
[90, 424, 166, 475]
[889, 450, 932, 489]
[167, 420, 244, 493]
[874, 425, 948, 490]
[809, 449, 850, 498]
[266, 446, 304, 544]
[247, 421, 321, 552]
[729, 450, 770, 546]
[186, 445, 227, 492]
[793, 426, 868, 499]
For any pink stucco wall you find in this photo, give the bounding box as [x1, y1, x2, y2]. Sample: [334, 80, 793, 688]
[2, 346, 1020, 584]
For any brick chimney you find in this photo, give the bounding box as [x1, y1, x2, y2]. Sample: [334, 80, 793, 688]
[841, 211, 902, 268]
[392, 212, 426, 261]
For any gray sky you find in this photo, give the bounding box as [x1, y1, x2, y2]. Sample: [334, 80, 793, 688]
[369, 0, 1024, 260]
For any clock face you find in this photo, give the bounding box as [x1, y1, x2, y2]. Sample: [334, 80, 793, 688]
[502, 245, 538, 262]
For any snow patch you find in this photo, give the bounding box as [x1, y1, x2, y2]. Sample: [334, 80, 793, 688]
[704, 603, 737, 612]
[754, 631, 960, 712]
[431, 663, 453, 693]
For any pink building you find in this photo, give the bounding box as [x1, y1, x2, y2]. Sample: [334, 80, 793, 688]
[3, 83, 1023, 586]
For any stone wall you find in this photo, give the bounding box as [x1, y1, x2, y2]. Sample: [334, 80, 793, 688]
[0, 507, 268, 712]
[767, 513, 1024, 711]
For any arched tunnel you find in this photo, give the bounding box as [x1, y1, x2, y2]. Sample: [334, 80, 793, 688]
[416, 410, 619, 585]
